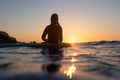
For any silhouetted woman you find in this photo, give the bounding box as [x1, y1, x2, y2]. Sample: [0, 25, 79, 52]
[42, 13, 63, 43]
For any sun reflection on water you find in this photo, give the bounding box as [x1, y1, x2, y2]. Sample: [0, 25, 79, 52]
[64, 64, 76, 79]
[71, 57, 77, 62]
[72, 52, 77, 56]
[64, 52, 77, 79]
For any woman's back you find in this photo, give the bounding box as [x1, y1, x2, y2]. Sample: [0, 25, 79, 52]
[45, 25, 62, 43]
[41, 13, 63, 43]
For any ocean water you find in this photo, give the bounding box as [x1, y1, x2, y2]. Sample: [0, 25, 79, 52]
[0, 43, 120, 80]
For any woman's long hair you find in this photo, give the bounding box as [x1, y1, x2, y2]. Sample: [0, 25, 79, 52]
[50, 13, 60, 26]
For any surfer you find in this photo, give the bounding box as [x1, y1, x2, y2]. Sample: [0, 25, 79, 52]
[42, 13, 63, 43]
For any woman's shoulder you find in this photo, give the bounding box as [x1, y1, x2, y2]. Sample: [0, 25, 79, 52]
[45, 25, 51, 29]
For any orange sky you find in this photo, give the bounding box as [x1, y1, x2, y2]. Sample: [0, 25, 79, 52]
[0, 0, 120, 43]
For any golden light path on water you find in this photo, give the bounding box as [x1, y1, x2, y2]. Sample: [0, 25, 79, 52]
[63, 52, 77, 79]
[64, 64, 76, 79]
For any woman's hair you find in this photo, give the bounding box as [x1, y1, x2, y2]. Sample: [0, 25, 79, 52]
[51, 13, 58, 23]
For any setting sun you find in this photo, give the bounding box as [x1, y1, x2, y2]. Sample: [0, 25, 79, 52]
[68, 38, 77, 43]
[71, 39, 76, 43]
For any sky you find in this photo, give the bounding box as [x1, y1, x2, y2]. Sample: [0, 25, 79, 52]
[0, 0, 120, 43]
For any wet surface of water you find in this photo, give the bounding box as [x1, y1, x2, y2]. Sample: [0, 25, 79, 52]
[0, 43, 120, 80]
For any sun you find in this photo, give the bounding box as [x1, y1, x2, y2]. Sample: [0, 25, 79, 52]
[71, 39, 76, 43]
[66, 37, 78, 43]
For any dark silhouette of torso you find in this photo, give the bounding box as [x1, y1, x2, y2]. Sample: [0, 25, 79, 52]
[42, 13, 63, 43]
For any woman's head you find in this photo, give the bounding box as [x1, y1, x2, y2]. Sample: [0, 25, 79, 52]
[51, 13, 58, 24]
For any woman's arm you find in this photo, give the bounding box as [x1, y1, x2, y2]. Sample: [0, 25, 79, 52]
[59, 27, 63, 43]
[41, 27, 48, 42]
